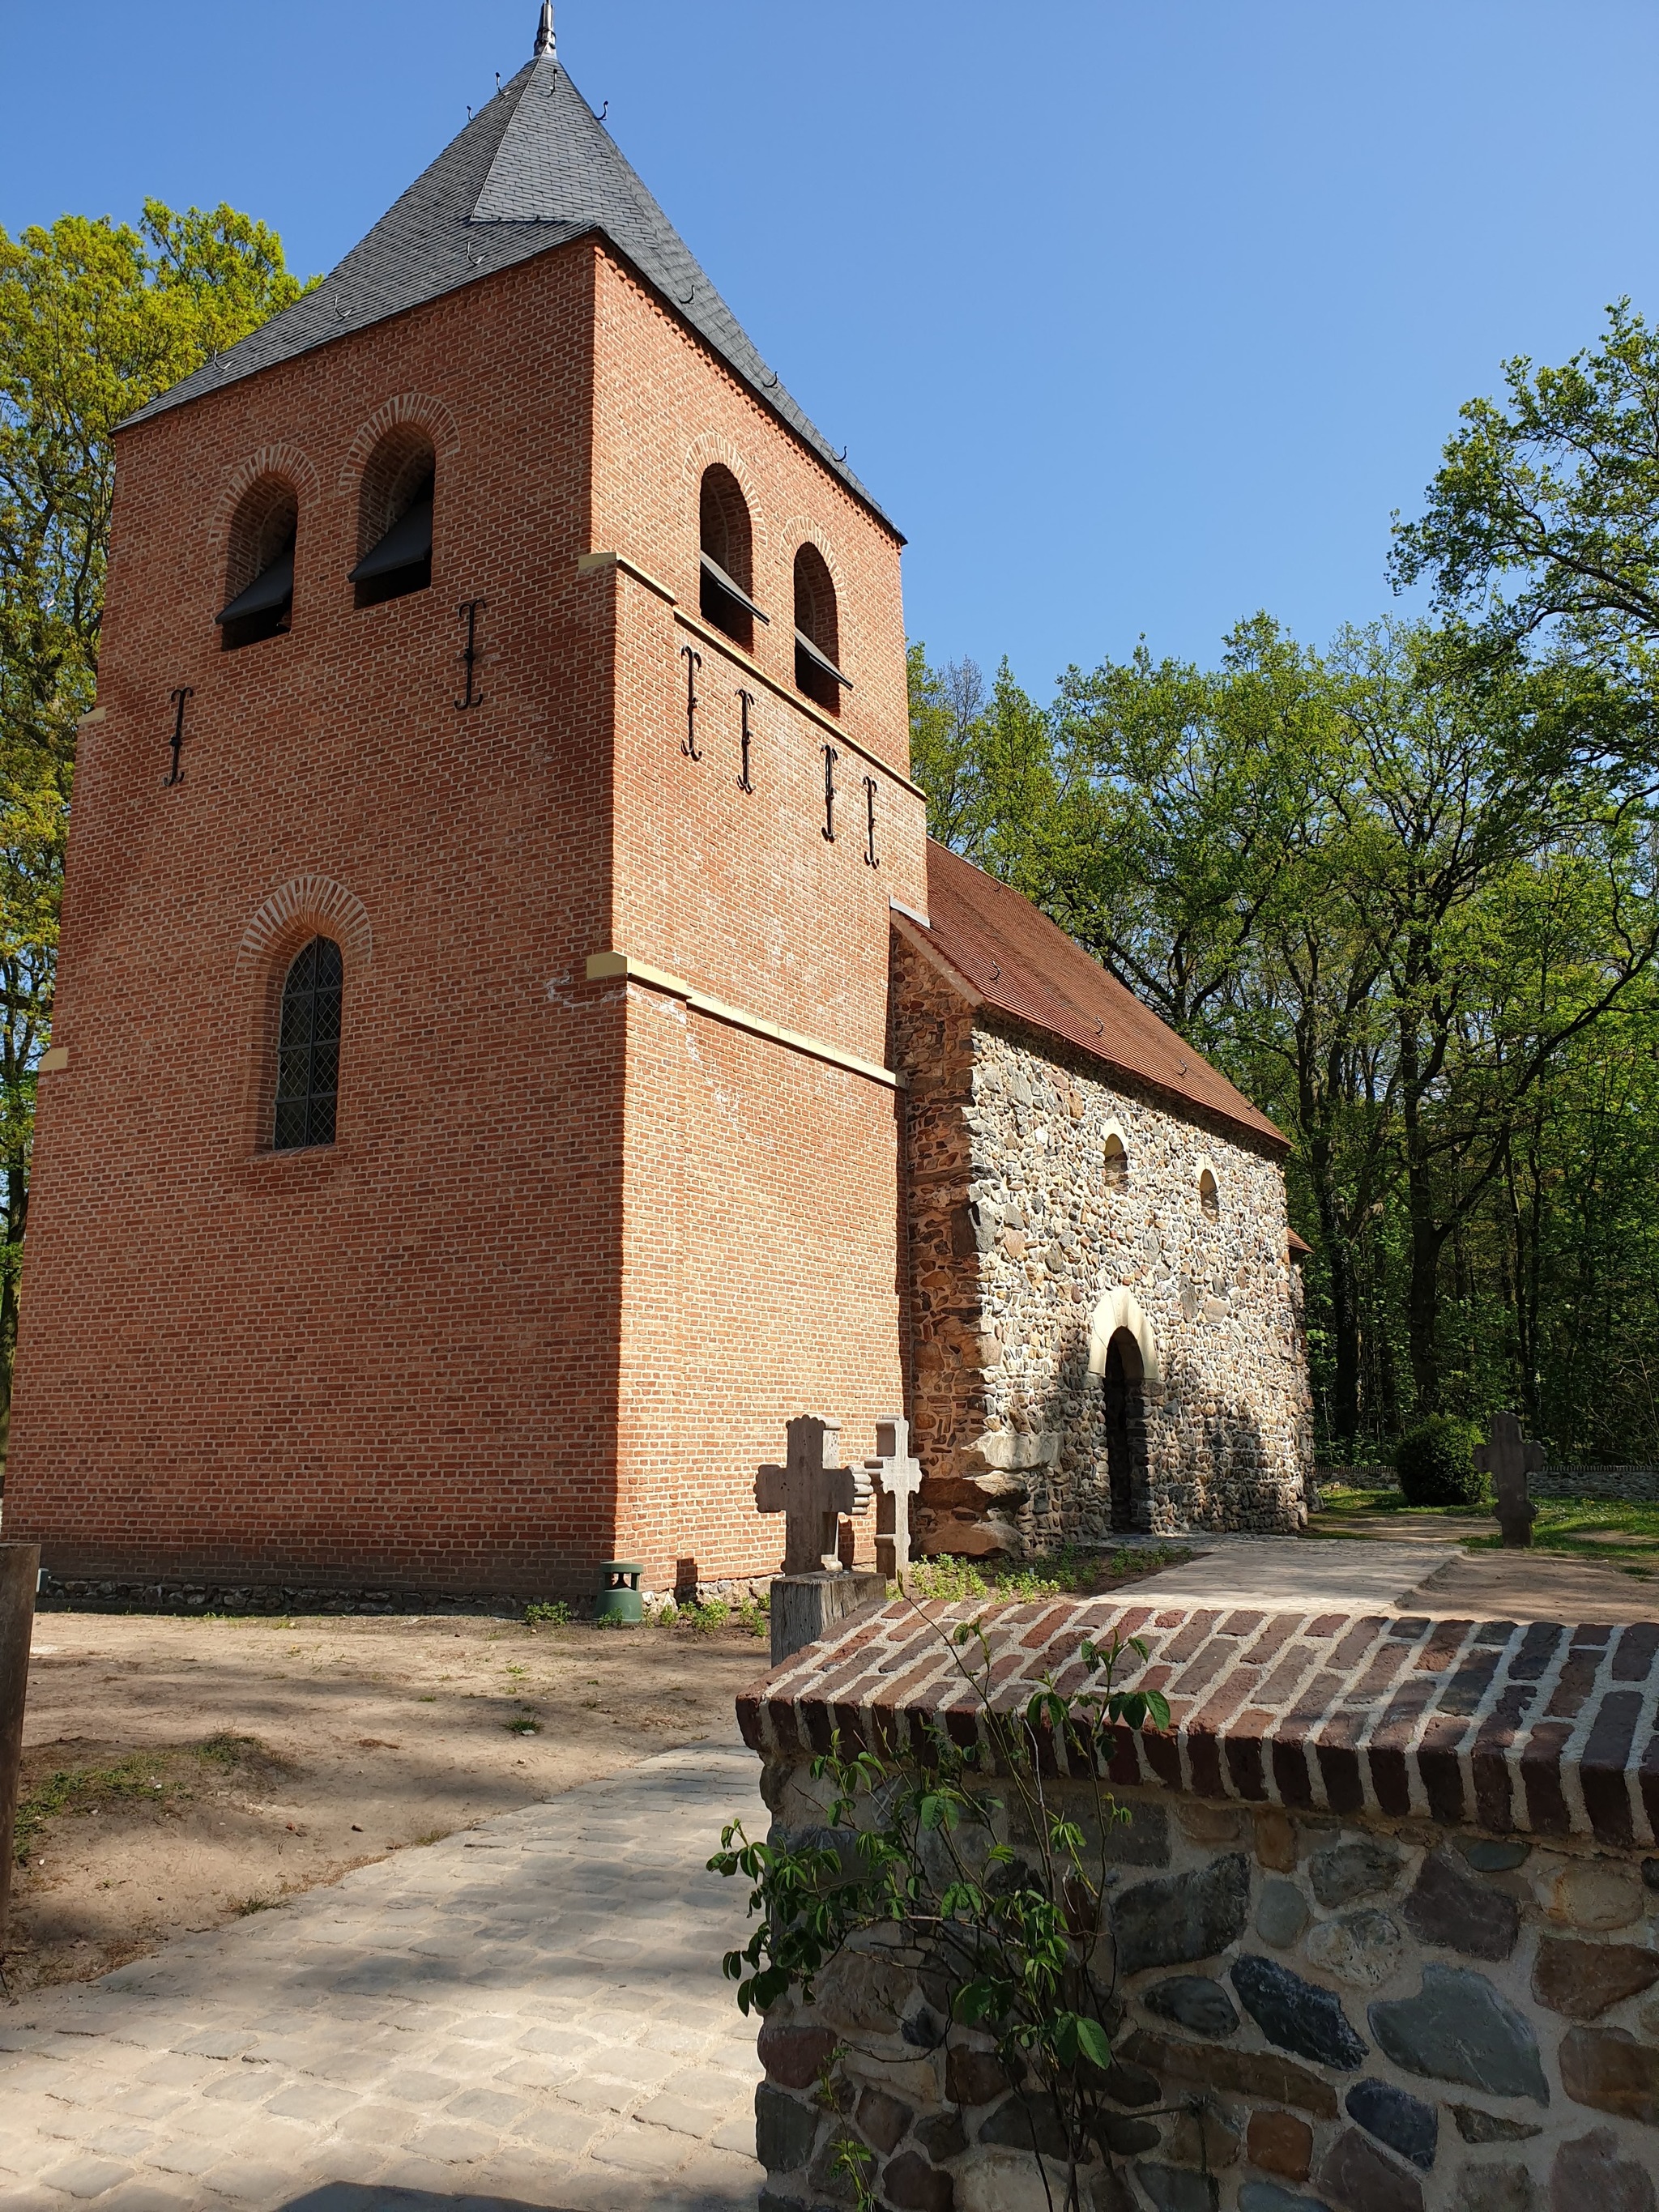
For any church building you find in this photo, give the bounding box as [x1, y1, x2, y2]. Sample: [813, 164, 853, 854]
[5, 11, 1311, 1604]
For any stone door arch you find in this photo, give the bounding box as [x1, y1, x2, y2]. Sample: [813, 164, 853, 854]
[1087, 1289, 1160, 1532]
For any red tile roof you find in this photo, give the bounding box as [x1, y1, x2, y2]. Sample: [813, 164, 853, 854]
[910, 841, 1287, 1151]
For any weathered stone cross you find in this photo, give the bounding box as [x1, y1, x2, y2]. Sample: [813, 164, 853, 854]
[1475, 1410, 1544, 1549]
[757, 1416, 872, 1576]
[864, 1414, 923, 1576]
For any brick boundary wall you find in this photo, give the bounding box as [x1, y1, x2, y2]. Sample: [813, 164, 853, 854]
[736, 1596, 1659, 2212]
[1529, 1467, 1659, 1504]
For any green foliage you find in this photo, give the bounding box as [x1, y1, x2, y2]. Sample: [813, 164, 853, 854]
[1392, 297, 1659, 695]
[906, 1546, 1094, 1603]
[523, 1600, 572, 1628]
[907, 594, 1659, 1461]
[1394, 1415, 1484, 1507]
[710, 1615, 1172, 2205]
[0, 199, 309, 1434]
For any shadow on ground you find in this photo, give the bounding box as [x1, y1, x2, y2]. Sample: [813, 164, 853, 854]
[284, 2193, 550, 2212]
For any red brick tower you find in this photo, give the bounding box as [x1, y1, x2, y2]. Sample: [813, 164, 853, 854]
[5, 11, 923, 1601]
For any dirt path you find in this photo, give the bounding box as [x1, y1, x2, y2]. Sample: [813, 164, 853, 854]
[8, 1610, 766, 1997]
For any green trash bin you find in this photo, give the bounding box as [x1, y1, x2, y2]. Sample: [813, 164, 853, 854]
[595, 1560, 645, 1625]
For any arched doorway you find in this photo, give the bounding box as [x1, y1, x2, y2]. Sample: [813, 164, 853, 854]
[1102, 1327, 1149, 1532]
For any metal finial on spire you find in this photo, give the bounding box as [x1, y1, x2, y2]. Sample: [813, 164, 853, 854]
[534, 2, 555, 58]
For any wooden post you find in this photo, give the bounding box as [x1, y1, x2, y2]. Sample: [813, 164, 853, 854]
[0, 1541, 39, 1969]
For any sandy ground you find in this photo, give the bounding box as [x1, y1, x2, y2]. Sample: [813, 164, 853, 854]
[6, 1610, 768, 1997]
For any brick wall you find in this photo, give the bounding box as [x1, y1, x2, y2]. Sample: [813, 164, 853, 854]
[6, 232, 922, 1598]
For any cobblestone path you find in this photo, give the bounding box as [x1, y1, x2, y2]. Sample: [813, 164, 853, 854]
[0, 1743, 766, 2212]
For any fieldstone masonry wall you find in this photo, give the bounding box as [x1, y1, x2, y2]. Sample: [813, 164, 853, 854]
[740, 1594, 1659, 2212]
[893, 940, 1312, 1553]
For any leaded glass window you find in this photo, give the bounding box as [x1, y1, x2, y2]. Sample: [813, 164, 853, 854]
[273, 936, 342, 1150]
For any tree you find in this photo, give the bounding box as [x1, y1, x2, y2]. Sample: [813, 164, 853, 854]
[0, 200, 309, 1432]
[1391, 299, 1659, 718]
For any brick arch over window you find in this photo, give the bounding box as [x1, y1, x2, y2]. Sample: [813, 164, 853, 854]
[210, 442, 321, 565]
[237, 876, 373, 979]
[337, 394, 461, 492]
[1085, 1287, 1162, 1389]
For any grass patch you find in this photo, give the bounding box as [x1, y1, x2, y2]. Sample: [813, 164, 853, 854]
[670, 1592, 770, 1637]
[505, 1716, 541, 1735]
[1465, 1498, 1659, 1574]
[14, 1754, 173, 1861]
[1315, 1485, 1659, 1573]
[194, 1732, 265, 1768]
[523, 1600, 572, 1629]
[14, 1736, 279, 1863]
[902, 1544, 1184, 1604]
[1313, 1484, 1487, 1519]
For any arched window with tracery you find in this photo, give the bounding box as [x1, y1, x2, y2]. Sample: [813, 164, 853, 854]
[352, 426, 436, 607]
[698, 466, 761, 650]
[218, 476, 298, 649]
[793, 543, 848, 715]
[273, 937, 343, 1150]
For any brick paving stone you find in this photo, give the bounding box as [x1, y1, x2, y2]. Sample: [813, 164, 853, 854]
[265, 2078, 364, 2123]
[0, 1744, 765, 2211]
[589, 2120, 694, 2176]
[142, 2136, 225, 2178]
[553, 2074, 638, 2115]
[513, 2105, 604, 2155]
[636, 2092, 725, 2137]
[36, 2157, 134, 2201]
[199, 2069, 273, 2108]
[404, 2119, 497, 2163]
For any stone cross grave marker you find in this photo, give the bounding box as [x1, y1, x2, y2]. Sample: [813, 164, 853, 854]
[757, 1415, 872, 1576]
[864, 1414, 923, 1576]
[1475, 1409, 1544, 1549]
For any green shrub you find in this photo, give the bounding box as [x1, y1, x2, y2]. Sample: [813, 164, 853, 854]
[1394, 1417, 1484, 1507]
[523, 1600, 571, 1628]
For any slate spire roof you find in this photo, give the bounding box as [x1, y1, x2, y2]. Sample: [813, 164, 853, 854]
[122, 12, 889, 524]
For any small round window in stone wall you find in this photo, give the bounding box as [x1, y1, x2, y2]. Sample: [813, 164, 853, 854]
[1200, 1166, 1220, 1219]
[1103, 1132, 1128, 1190]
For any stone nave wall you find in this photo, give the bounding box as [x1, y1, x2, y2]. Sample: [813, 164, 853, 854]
[740, 1595, 1659, 2212]
[892, 938, 1312, 1550]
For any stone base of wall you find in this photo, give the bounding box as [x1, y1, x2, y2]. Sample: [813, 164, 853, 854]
[36, 1570, 772, 1619]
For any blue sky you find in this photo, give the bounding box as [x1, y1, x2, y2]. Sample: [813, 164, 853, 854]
[5, 1, 1657, 694]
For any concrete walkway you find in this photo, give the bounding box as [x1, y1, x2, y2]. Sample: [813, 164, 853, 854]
[0, 1744, 767, 2212]
[1120, 1529, 1659, 1625]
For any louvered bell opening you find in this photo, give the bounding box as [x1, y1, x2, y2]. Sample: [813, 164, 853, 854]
[217, 540, 295, 650]
[352, 484, 434, 607]
[699, 552, 767, 651]
[795, 629, 851, 715]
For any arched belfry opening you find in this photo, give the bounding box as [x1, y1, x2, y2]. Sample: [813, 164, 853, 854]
[698, 465, 761, 650]
[218, 476, 298, 650]
[1102, 1328, 1149, 1532]
[352, 426, 436, 607]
